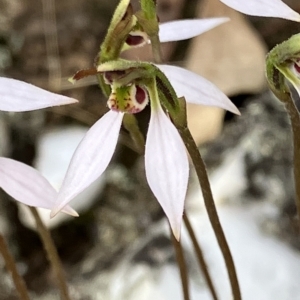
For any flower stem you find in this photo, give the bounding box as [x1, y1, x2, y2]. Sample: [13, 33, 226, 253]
[29, 207, 71, 300]
[183, 214, 219, 300]
[283, 99, 300, 221]
[177, 125, 241, 300]
[123, 114, 145, 154]
[171, 229, 190, 300]
[0, 232, 30, 300]
[265, 34, 300, 225]
[149, 34, 163, 64]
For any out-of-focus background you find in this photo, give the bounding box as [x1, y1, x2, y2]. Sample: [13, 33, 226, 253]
[1, 0, 300, 299]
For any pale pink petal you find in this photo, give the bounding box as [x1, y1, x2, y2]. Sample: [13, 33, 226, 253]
[145, 104, 189, 240]
[0, 77, 78, 112]
[220, 0, 300, 21]
[0, 157, 77, 216]
[51, 110, 124, 217]
[157, 64, 240, 115]
[159, 18, 229, 42]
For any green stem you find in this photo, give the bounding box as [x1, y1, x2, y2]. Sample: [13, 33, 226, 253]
[284, 99, 300, 220]
[29, 207, 71, 300]
[171, 229, 190, 300]
[149, 34, 163, 64]
[0, 232, 30, 300]
[177, 126, 241, 300]
[183, 214, 219, 300]
[123, 114, 145, 154]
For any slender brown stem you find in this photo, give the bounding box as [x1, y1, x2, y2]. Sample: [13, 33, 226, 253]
[284, 99, 300, 222]
[0, 232, 30, 300]
[29, 207, 71, 300]
[183, 214, 219, 300]
[177, 126, 241, 300]
[171, 229, 190, 300]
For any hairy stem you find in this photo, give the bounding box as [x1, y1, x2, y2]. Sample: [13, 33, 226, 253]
[183, 214, 219, 300]
[29, 207, 71, 300]
[171, 229, 190, 300]
[0, 232, 30, 300]
[177, 126, 241, 300]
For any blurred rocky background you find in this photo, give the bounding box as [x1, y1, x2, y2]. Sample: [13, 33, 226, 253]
[1, 0, 300, 299]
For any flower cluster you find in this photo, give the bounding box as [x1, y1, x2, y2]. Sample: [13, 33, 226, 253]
[1, 0, 241, 239]
[49, 0, 240, 239]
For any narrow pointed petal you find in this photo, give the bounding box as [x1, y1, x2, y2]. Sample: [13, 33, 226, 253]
[0, 77, 78, 112]
[145, 104, 189, 240]
[0, 157, 77, 215]
[220, 0, 300, 22]
[157, 64, 240, 115]
[159, 17, 229, 42]
[51, 110, 123, 217]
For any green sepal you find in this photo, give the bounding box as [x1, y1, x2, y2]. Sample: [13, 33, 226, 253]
[98, 0, 136, 63]
[136, 0, 159, 38]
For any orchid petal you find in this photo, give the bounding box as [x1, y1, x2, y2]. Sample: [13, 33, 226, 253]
[145, 103, 189, 240]
[220, 0, 300, 22]
[157, 64, 240, 115]
[159, 17, 230, 42]
[0, 157, 77, 216]
[51, 110, 124, 217]
[0, 77, 78, 112]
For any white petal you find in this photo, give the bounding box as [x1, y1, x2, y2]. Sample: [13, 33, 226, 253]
[51, 110, 123, 217]
[0, 157, 77, 216]
[145, 104, 189, 240]
[159, 18, 229, 42]
[0, 77, 78, 112]
[157, 65, 240, 115]
[220, 0, 300, 21]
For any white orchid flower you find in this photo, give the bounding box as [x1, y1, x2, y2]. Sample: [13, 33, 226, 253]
[220, 0, 300, 21]
[50, 17, 240, 240]
[51, 69, 239, 240]
[0, 77, 78, 215]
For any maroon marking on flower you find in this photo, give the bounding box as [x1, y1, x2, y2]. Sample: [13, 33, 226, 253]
[126, 35, 145, 46]
[135, 86, 146, 104]
[104, 71, 126, 84]
[294, 62, 300, 74]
